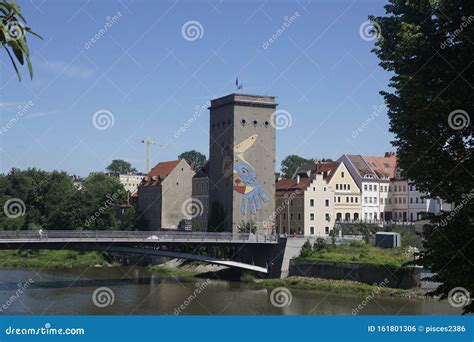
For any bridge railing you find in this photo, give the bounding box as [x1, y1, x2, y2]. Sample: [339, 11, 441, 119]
[0, 230, 277, 243]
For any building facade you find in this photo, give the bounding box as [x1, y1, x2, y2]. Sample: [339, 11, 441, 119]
[118, 173, 145, 196]
[137, 159, 194, 230]
[275, 174, 335, 236]
[208, 93, 276, 233]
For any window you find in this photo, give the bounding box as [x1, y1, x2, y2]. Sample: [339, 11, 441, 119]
[346, 197, 349, 203]
[310, 227, 315, 235]
[350, 197, 354, 203]
[374, 185, 377, 191]
[325, 199, 329, 207]
[325, 227, 329, 234]
[348, 184, 351, 190]
[313, 187, 316, 191]
[410, 198, 413, 204]
[324, 187, 327, 191]
[341, 171, 345, 178]
[355, 197, 358, 203]
[310, 199, 314, 207]
[369, 197, 372, 204]
[374, 197, 377, 204]
[310, 213, 315, 220]
[298, 213, 301, 220]
[325, 213, 330, 221]
[343, 184, 347, 190]
[290, 200, 293, 206]
[336, 184, 339, 190]
[338, 197, 341, 203]
[364, 184, 368, 191]
[369, 185, 372, 191]
[283, 213, 286, 219]
[364, 197, 368, 203]
[290, 213, 293, 219]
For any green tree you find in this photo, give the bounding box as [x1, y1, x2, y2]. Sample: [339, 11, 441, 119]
[237, 219, 257, 234]
[371, 0, 473, 313]
[280, 155, 313, 178]
[106, 159, 137, 174]
[1, 0, 42, 80]
[178, 150, 206, 170]
[299, 239, 313, 258]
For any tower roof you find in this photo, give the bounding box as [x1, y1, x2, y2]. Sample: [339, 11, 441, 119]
[210, 93, 277, 109]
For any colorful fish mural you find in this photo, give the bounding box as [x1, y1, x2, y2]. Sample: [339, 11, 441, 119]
[232, 134, 270, 215]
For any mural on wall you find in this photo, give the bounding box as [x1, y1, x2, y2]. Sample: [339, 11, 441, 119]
[232, 134, 269, 215]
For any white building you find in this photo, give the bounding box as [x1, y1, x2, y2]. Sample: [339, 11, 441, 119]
[117, 173, 145, 196]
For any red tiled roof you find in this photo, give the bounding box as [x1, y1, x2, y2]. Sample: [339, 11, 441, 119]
[275, 177, 312, 196]
[140, 160, 181, 187]
[313, 161, 339, 182]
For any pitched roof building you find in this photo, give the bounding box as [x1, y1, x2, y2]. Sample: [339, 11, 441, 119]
[137, 159, 194, 230]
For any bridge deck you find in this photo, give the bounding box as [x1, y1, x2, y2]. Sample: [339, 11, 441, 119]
[0, 231, 277, 244]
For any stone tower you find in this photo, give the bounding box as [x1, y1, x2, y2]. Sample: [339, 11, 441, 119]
[208, 93, 276, 233]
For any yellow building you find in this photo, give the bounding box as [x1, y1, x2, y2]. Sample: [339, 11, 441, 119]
[320, 162, 361, 221]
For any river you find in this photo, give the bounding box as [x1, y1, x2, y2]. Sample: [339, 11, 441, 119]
[0, 267, 460, 315]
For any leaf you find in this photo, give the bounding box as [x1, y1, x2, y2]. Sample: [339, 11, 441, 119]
[25, 27, 42, 40]
[8, 41, 23, 65]
[3, 44, 21, 81]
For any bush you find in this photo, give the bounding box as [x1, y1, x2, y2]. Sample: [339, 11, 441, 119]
[314, 237, 327, 252]
[299, 239, 313, 258]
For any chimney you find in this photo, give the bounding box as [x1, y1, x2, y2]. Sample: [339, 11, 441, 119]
[296, 175, 300, 184]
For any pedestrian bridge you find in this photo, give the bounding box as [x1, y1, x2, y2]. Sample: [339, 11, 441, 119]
[0, 230, 279, 274]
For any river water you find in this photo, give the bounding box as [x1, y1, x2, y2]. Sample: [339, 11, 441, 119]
[0, 267, 460, 315]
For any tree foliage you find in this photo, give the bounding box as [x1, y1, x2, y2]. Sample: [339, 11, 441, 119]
[1, 0, 42, 81]
[371, 0, 473, 313]
[106, 159, 137, 174]
[0, 168, 140, 231]
[280, 155, 313, 178]
[237, 219, 257, 234]
[178, 150, 206, 170]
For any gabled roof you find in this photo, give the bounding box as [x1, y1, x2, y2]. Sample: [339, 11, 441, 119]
[140, 160, 181, 187]
[275, 177, 312, 196]
[293, 161, 340, 182]
[344, 154, 397, 180]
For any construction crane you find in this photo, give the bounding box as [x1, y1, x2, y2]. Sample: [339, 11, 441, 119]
[141, 138, 167, 173]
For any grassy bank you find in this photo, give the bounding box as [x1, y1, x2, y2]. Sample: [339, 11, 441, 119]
[299, 240, 412, 267]
[0, 250, 111, 268]
[147, 265, 200, 278]
[248, 276, 416, 297]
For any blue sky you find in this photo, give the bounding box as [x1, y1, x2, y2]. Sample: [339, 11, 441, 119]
[0, 0, 394, 176]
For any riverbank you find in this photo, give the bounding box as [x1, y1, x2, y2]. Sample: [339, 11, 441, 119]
[248, 276, 422, 298]
[0, 250, 112, 268]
